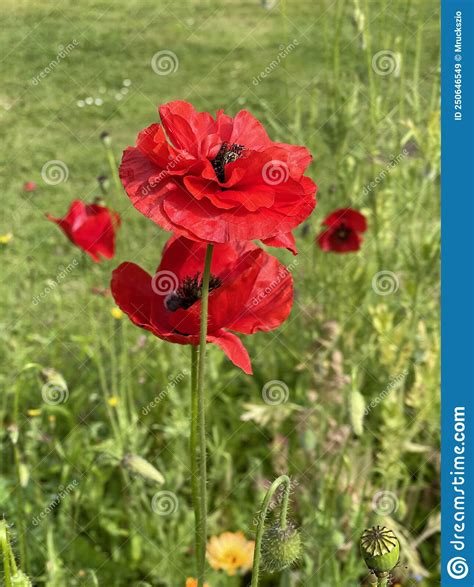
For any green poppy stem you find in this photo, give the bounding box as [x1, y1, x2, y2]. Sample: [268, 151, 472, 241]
[190, 345, 201, 577]
[195, 244, 214, 587]
[250, 475, 291, 587]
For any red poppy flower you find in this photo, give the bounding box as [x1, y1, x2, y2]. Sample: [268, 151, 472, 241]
[119, 100, 317, 254]
[47, 200, 120, 262]
[317, 208, 367, 253]
[111, 236, 293, 374]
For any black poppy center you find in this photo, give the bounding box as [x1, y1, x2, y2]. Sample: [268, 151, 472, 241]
[165, 272, 222, 312]
[211, 142, 245, 182]
[336, 224, 350, 241]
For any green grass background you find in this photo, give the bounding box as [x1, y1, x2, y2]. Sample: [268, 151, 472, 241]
[1, 0, 440, 585]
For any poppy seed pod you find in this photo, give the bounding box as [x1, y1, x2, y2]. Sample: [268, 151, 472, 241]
[360, 526, 400, 575]
[261, 522, 302, 573]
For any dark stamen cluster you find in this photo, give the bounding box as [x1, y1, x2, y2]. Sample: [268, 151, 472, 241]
[336, 224, 350, 241]
[165, 272, 222, 312]
[211, 142, 245, 182]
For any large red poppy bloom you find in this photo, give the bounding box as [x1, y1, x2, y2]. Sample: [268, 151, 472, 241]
[119, 101, 317, 254]
[111, 236, 293, 374]
[317, 208, 367, 253]
[47, 200, 120, 262]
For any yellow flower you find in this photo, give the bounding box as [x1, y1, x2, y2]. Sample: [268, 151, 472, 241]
[111, 307, 123, 319]
[107, 396, 119, 407]
[186, 579, 210, 587]
[206, 531, 254, 576]
[0, 232, 13, 245]
[27, 409, 42, 417]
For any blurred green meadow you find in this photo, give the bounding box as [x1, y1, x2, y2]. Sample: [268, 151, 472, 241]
[1, 0, 440, 585]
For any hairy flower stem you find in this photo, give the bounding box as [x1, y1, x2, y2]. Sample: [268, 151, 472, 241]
[195, 244, 214, 587]
[251, 475, 291, 587]
[0, 521, 16, 587]
[190, 346, 202, 576]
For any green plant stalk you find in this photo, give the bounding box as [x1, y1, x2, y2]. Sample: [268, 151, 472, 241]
[190, 345, 202, 576]
[0, 521, 16, 587]
[106, 147, 122, 198]
[12, 385, 28, 574]
[377, 575, 389, 587]
[195, 244, 214, 587]
[361, 0, 384, 269]
[251, 475, 291, 587]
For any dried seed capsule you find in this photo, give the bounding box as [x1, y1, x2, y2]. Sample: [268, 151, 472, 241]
[360, 526, 400, 574]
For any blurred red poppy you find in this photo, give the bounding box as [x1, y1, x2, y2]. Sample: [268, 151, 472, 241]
[23, 181, 37, 192]
[111, 236, 293, 374]
[317, 208, 367, 253]
[119, 100, 317, 254]
[47, 200, 120, 262]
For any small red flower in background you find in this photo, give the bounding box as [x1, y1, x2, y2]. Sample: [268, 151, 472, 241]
[47, 200, 120, 262]
[120, 100, 317, 254]
[111, 236, 293, 374]
[23, 181, 37, 192]
[317, 208, 367, 253]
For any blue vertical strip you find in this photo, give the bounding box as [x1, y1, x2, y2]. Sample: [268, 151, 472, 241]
[441, 0, 474, 585]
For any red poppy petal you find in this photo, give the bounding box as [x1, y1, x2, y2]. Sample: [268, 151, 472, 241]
[111, 262, 159, 333]
[159, 101, 217, 157]
[317, 228, 362, 253]
[48, 201, 119, 262]
[322, 208, 367, 232]
[162, 188, 316, 244]
[120, 147, 198, 240]
[208, 330, 252, 375]
[272, 143, 312, 177]
[228, 110, 272, 150]
[229, 253, 293, 334]
[261, 232, 297, 255]
[158, 237, 246, 282]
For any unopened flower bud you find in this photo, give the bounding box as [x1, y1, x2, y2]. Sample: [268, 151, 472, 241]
[360, 526, 399, 575]
[261, 522, 301, 573]
[97, 175, 110, 195]
[100, 131, 112, 147]
[121, 454, 165, 485]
